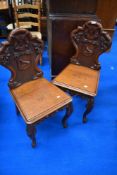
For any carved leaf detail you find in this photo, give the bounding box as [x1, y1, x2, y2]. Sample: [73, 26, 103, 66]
[0, 28, 44, 88]
[71, 21, 112, 70]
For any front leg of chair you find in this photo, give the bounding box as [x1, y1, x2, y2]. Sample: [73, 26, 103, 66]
[83, 96, 94, 123]
[62, 102, 73, 128]
[26, 124, 37, 148]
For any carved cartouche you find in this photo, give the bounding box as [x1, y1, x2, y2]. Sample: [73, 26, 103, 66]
[71, 21, 112, 70]
[0, 28, 44, 88]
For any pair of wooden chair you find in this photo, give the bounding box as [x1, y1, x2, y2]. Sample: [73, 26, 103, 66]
[0, 21, 111, 147]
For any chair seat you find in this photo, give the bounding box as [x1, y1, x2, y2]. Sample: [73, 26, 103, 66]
[53, 64, 100, 96]
[10, 78, 72, 124]
[7, 24, 42, 39]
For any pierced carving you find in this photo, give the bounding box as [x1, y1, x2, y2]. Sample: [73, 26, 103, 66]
[0, 28, 44, 88]
[0, 54, 10, 65]
[71, 21, 112, 70]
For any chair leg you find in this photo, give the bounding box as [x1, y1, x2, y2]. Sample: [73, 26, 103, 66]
[83, 96, 94, 123]
[62, 102, 73, 128]
[15, 105, 20, 115]
[26, 124, 37, 148]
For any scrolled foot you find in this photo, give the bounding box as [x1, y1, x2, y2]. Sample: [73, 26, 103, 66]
[32, 139, 36, 148]
[62, 119, 67, 128]
[83, 116, 87, 123]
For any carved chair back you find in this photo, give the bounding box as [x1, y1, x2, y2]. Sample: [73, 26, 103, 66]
[70, 21, 112, 70]
[0, 28, 43, 88]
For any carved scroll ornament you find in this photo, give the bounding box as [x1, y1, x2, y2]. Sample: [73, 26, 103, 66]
[71, 21, 112, 70]
[0, 28, 44, 88]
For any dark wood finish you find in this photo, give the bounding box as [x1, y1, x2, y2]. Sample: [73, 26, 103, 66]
[26, 124, 36, 147]
[47, 0, 97, 14]
[47, 0, 117, 78]
[96, 0, 117, 37]
[71, 21, 111, 69]
[62, 102, 73, 128]
[0, 28, 72, 147]
[83, 97, 94, 123]
[48, 15, 99, 77]
[40, 0, 47, 17]
[53, 21, 112, 123]
[0, 28, 43, 88]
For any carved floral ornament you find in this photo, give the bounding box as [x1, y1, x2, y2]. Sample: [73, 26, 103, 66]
[0, 28, 44, 88]
[71, 21, 112, 70]
[0, 28, 43, 66]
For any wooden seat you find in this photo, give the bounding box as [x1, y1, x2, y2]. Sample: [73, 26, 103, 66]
[53, 64, 100, 97]
[53, 21, 112, 123]
[7, 0, 42, 64]
[11, 78, 72, 124]
[0, 28, 72, 147]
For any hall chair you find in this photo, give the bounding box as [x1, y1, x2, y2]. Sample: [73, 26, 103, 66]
[7, 0, 43, 65]
[53, 21, 112, 123]
[0, 28, 72, 147]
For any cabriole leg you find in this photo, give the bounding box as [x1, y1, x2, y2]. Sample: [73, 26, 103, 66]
[62, 102, 73, 128]
[83, 96, 94, 123]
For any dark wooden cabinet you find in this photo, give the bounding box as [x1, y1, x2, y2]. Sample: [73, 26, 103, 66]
[96, 0, 117, 37]
[47, 0, 117, 78]
[47, 0, 97, 14]
[40, 0, 47, 38]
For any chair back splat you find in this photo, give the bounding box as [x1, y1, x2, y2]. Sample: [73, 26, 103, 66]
[0, 28, 43, 89]
[71, 21, 112, 70]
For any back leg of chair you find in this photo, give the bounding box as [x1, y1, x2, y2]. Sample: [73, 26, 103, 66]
[62, 102, 73, 128]
[26, 124, 37, 148]
[83, 96, 94, 123]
